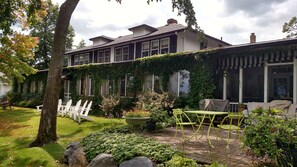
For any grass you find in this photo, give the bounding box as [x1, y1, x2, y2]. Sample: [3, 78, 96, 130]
[0, 107, 125, 167]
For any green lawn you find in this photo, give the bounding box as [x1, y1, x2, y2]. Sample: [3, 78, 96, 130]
[0, 107, 125, 167]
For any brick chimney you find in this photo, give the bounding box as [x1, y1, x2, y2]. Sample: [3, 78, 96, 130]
[250, 33, 256, 43]
[167, 18, 178, 25]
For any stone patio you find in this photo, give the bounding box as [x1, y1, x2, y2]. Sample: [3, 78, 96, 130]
[144, 126, 257, 167]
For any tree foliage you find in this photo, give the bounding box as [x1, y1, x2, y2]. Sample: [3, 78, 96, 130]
[30, 0, 75, 69]
[76, 39, 86, 49]
[283, 16, 297, 38]
[0, 0, 45, 82]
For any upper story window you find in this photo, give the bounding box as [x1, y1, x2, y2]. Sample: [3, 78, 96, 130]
[74, 53, 89, 65]
[160, 38, 169, 54]
[115, 46, 129, 62]
[142, 42, 149, 57]
[98, 49, 110, 63]
[151, 40, 159, 55]
[104, 50, 110, 62]
[115, 47, 122, 61]
[122, 46, 129, 61]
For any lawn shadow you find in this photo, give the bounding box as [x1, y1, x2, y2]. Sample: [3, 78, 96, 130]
[42, 143, 66, 163]
[59, 128, 83, 138]
[11, 156, 49, 167]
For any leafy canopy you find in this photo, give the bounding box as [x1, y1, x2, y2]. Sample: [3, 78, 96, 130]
[0, 0, 45, 82]
[283, 16, 297, 38]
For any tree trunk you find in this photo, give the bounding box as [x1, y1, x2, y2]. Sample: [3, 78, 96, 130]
[30, 0, 80, 147]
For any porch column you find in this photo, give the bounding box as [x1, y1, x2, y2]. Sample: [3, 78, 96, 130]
[264, 64, 268, 103]
[223, 73, 227, 100]
[293, 58, 297, 104]
[239, 67, 243, 103]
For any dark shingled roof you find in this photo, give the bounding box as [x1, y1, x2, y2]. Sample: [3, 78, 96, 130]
[66, 24, 199, 54]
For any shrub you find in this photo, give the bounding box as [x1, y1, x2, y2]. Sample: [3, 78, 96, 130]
[81, 132, 177, 164]
[102, 125, 132, 134]
[244, 107, 297, 166]
[99, 95, 120, 117]
[159, 154, 197, 167]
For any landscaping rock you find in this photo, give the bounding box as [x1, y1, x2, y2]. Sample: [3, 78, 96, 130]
[87, 153, 117, 167]
[64, 142, 80, 164]
[69, 147, 88, 167]
[119, 156, 153, 167]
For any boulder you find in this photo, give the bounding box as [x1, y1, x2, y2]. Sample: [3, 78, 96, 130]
[88, 153, 117, 167]
[119, 156, 153, 167]
[64, 142, 80, 164]
[69, 147, 88, 167]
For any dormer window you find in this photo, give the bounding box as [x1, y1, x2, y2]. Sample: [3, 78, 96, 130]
[151, 40, 159, 55]
[142, 42, 149, 57]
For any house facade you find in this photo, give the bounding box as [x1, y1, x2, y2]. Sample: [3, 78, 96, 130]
[62, 19, 229, 101]
[13, 19, 297, 110]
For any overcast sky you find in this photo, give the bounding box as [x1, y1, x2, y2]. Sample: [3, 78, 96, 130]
[52, 0, 297, 46]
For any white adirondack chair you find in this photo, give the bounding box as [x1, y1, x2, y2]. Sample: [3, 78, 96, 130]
[37, 99, 63, 113]
[57, 99, 63, 113]
[61, 99, 72, 117]
[69, 100, 82, 119]
[73, 100, 88, 121]
[77, 101, 92, 123]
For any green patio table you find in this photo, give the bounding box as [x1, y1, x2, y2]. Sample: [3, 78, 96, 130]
[185, 110, 228, 147]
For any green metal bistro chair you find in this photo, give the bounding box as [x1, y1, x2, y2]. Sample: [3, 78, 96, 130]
[216, 112, 244, 146]
[173, 109, 197, 142]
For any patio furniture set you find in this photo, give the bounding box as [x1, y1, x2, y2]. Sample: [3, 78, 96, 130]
[36, 99, 92, 123]
[173, 99, 297, 148]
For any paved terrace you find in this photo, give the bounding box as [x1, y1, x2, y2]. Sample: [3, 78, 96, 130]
[144, 126, 257, 167]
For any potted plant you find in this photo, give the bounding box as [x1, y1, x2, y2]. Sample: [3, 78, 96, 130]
[122, 110, 150, 126]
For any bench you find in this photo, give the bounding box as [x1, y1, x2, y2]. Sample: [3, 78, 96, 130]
[0, 100, 12, 110]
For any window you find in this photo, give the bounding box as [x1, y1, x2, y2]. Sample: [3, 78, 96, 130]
[160, 38, 169, 54]
[151, 40, 159, 55]
[143, 75, 153, 91]
[101, 80, 110, 97]
[37, 81, 43, 93]
[97, 50, 110, 63]
[119, 76, 126, 96]
[122, 46, 129, 61]
[104, 50, 110, 62]
[74, 53, 89, 65]
[30, 81, 36, 93]
[98, 51, 104, 63]
[179, 70, 190, 96]
[142, 42, 149, 57]
[76, 77, 85, 95]
[115, 47, 122, 61]
[88, 77, 94, 96]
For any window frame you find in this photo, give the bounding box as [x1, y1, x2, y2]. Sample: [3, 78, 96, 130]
[141, 42, 150, 57]
[160, 37, 170, 54]
[115, 47, 122, 62]
[122, 46, 129, 61]
[150, 40, 159, 56]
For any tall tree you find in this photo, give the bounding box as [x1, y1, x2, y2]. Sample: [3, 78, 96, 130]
[0, 0, 45, 82]
[76, 39, 86, 49]
[30, 0, 199, 146]
[30, 0, 75, 69]
[283, 16, 297, 38]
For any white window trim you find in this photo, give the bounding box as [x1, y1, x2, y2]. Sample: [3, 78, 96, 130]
[141, 42, 150, 58]
[150, 40, 159, 56]
[122, 46, 129, 61]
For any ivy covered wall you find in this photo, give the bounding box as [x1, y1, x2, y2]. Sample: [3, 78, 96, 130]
[13, 49, 218, 109]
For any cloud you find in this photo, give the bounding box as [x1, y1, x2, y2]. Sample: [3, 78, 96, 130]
[223, 24, 245, 34]
[223, 0, 287, 17]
